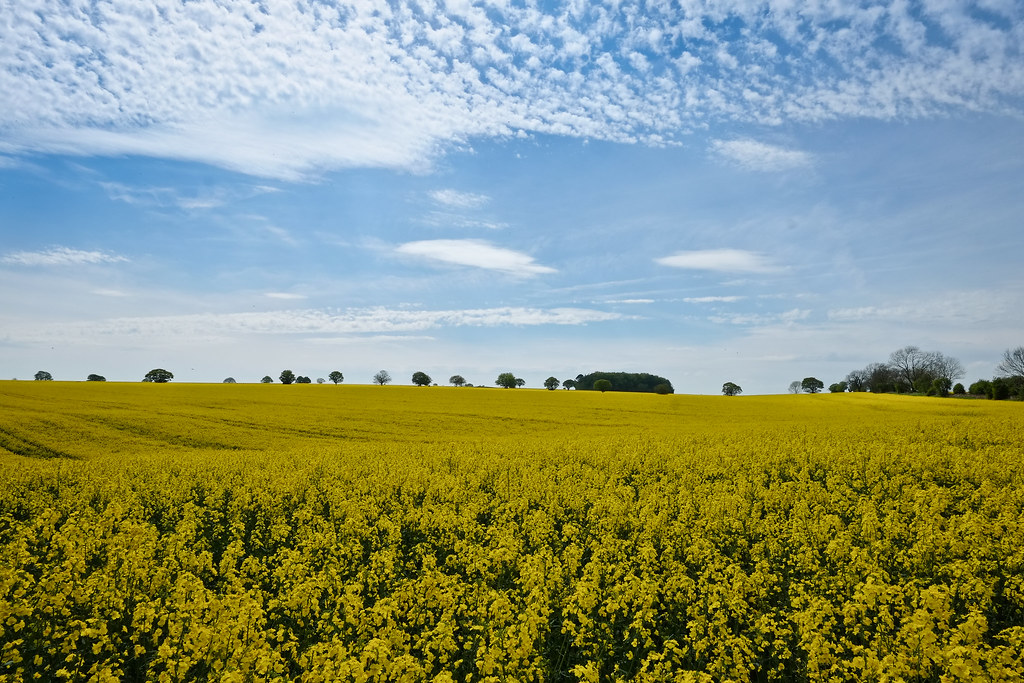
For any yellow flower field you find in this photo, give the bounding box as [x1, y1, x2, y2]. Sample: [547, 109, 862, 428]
[1, 381, 1022, 682]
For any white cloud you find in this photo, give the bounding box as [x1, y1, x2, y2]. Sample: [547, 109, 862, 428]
[708, 309, 811, 326]
[396, 239, 556, 276]
[1, 247, 129, 267]
[265, 292, 307, 300]
[682, 296, 744, 303]
[710, 139, 813, 171]
[656, 249, 780, 274]
[2, 1, 1021, 177]
[1, 306, 623, 346]
[429, 189, 489, 208]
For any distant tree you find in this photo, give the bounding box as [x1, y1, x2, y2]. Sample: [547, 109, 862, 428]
[449, 375, 466, 387]
[802, 377, 824, 394]
[845, 369, 868, 392]
[317, 377, 325, 384]
[593, 379, 612, 393]
[261, 376, 273, 384]
[931, 377, 952, 397]
[515, 378, 526, 388]
[788, 381, 803, 394]
[654, 383, 673, 395]
[143, 368, 173, 383]
[496, 372, 518, 389]
[997, 346, 1024, 378]
[992, 378, 1012, 400]
[722, 382, 742, 396]
[296, 376, 312, 384]
[328, 371, 344, 384]
[86, 374, 106, 382]
[864, 362, 898, 393]
[373, 370, 392, 386]
[969, 379, 992, 397]
[573, 372, 673, 393]
[544, 376, 559, 390]
[34, 371, 53, 381]
[952, 382, 966, 395]
[412, 371, 432, 386]
[829, 381, 848, 393]
[223, 377, 236, 384]
[279, 370, 296, 385]
[562, 379, 575, 390]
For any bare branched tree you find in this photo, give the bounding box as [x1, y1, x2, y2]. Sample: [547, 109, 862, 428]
[997, 346, 1024, 378]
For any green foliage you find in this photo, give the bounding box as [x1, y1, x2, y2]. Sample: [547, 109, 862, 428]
[801, 377, 824, 394]
[952, 382, 965, 395]
[223, 377, 236, 384]
[373, 370, 392, 386]
[496, 372, 518, 389]
[86, 374, 106, 382]
[593, 379, 612, 393]
[544, 376, 559, 390]
[969, 379, 992, 396]
[722, 382, 742, 396]
[574, 371, 673, 394]
[260, 376, 273, 384]
[829, 381, 848, 393]
[328, 371, 344, 384]
[295, 376, 312, 384]
[279, 370, 296, 385]
[411, 371, 432, 387]
[992, 378, 1012, 401]
[143, 368, 173, 383]
[34, 370, 53, 381]
[562, 379, 576, 390]
[449, 375, 466, 387]
[932, 377, 952, 397]
[653, 383, 672, 395]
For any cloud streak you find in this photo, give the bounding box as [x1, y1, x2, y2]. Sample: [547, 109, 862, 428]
[2, 306, 623, 346]
[656, 249, 780, 274]
[1, 247, 129, 267]
[2, 1, 1021, 177]
[396, 239, 556, 276]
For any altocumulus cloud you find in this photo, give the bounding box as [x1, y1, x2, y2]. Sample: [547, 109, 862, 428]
[710, 139, 813, 172]
[396, 240, 556, 276]
[2, 1, 1022, 177]
[1, 247, 129, 266]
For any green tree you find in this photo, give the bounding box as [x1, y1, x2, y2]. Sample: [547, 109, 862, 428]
[654, 383, 673, 395]
[801, 377, 824, 394]
[969, 379, 992, 397]
[317, 378, 325, 384]
[279, 370, 296, 385]
[261, 376, 273, 384]
[515, 378, 525, 388]
[931, 377, 952, 397]
[562, 379, 575, 390]
[449, 375, 466, 387]
[143, 369, 173, 383]
[328, 371, 344, 384]
[593, 379, 612, 393]
[829, 381, 848, 393]
[295, 376, 312, 384]
[34, 371, 53, 381]
[412, 371, 432, 386]
[722, 382, 742, 396]
[86, 374, 106, 382]
[373, 370, 392, 386]
[223, 377, 236, 384]
[496, 372, 518, 388]
[544, 376, 559, 390]
[952, 382, 966, 395]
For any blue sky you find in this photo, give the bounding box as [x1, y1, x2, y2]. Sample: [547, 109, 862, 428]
[1, 0, 1023, 394]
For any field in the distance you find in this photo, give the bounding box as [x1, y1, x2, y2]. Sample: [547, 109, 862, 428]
[1, 382, 1023, 682]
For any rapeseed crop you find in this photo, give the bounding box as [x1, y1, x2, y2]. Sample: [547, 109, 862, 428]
[1, 381, 1022, 681]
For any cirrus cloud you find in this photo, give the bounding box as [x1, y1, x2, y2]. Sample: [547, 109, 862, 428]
[1, 247, 129, 267]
